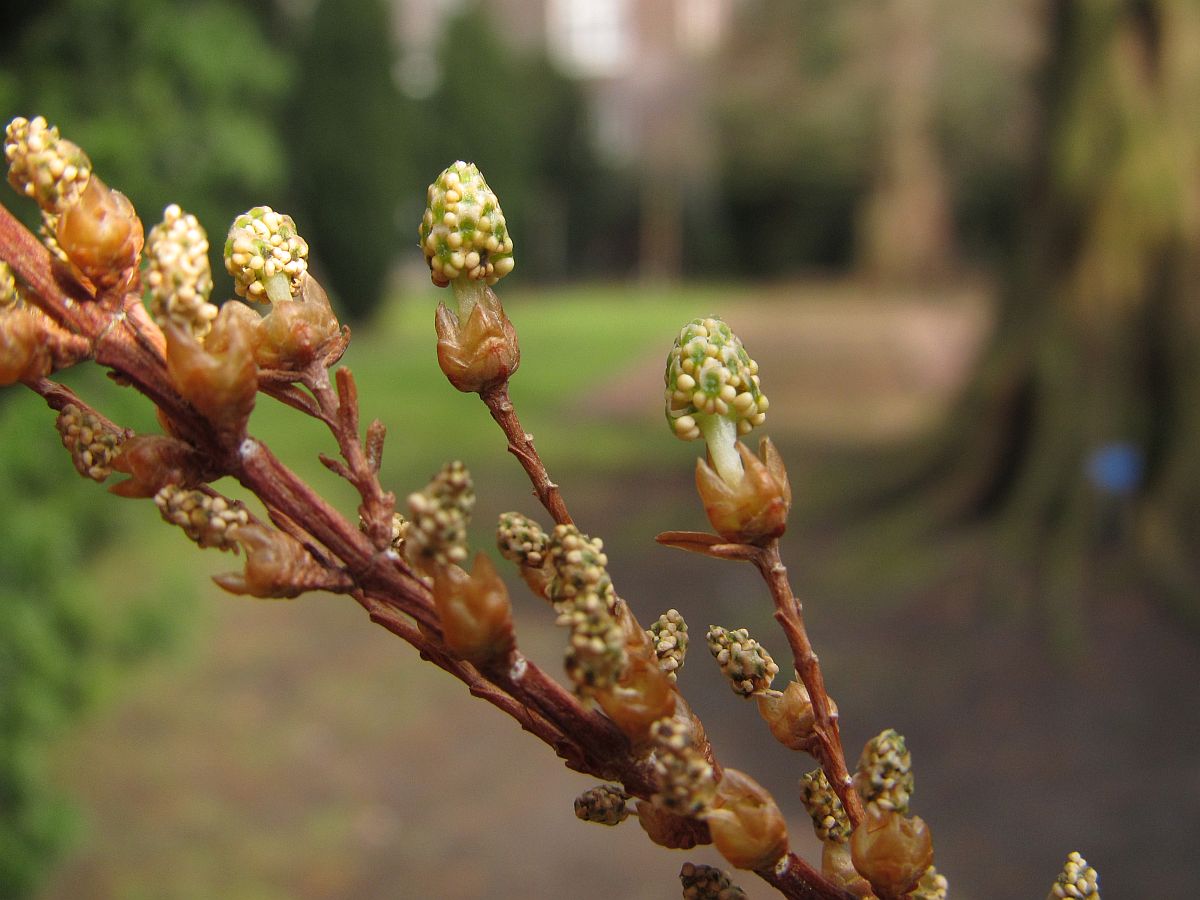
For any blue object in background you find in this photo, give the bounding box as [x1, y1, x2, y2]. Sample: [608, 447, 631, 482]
[1086, 442, 1144, 495]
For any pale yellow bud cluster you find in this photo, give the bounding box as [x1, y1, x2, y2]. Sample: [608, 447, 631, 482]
[679, 862, 747, 900]
[4, 116, 92, 213]
[496, 511, 549, 569]
[154, 484, 249, 552]
[912, 866, 950, 899]
[546, 524, 615, 608]
[406, 461, 475, 569]
[705, 625, 779, 697]
[799, 768, 851, 844]
[388, 512, 409, 552]
[146, 204, 217, 339]
[854, 728, 914, 814]
[55, 403, 125, 482]
[648, 608, 688, 682]
[558, 586, 628, 694]
[573, 784, 629, 826]
[649, 717, 716, 816]
[419, 161, 515, 287]
[223, 206, 309, 303]
[666, 317, 767, 443]
[0, 260, 18, 308]
[1048, 852, 1100, 900]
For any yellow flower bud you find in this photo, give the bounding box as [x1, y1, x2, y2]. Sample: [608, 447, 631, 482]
[432, 553, 516, 666]
[705, 768, 789, 872]
[695, 437, 791, 545]
[849, 807, 933, 899]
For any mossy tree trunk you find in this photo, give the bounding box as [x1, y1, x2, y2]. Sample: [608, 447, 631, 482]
[850, 0, 1200, 631]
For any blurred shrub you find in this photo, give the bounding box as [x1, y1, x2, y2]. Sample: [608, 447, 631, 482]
[0, 0, 293, 278]
[0, 382, 191, 899]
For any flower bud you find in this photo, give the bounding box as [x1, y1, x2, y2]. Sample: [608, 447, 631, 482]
[56, 403, 126, 482]
[679, 862, 747, 900]
[706, 625, 779, 697]
[705, 768, 789, 871]
[648, 716, 717, 816]
[4, 116, 92, 212]
[757, 680, 833, 754]
[254, 273, 342, 370]
[799, 767, 852, 845]
[593, 651, 677, 741]
[155, 485, 249, 552]
[496, 511, 552, 598]
[420, 161, 514, 288]
[56, 175, 144, 291]
[573, 784, 629, 826]
[213, 523, 325, 599]
[647, 608, 688, 683]
[635, 800, 706, 851]
[432, 553, 516, 666]
[0, 260, 18, 308]
[911, 866, 949, 899]
[145, 204, 217, 339]
[546, 524, 615, 609]
[434, 288, 519, 392]
[406, 461, 475, 572]
[666, 317, 768, 486]
[109, 434, 203, 498]
[0, 305, 52, 384]
[849, 807, 933, 899]
[695, 437, 790, 544]
[165, 313, 257, 438]
[560, 586, 628, 696]
[821, 841, 876, 898]
[1047, 851, 1099, 900]
[224, 206, 309, 303]
[854, 729, 914, 815]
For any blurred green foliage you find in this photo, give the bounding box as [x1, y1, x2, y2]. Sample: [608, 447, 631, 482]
[0, 376, 192, 899]
[0, 0, 292, 281]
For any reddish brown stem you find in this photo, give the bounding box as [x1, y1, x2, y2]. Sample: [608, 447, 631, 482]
[751, 540, 865, 828]
[480, 382, 573, 526]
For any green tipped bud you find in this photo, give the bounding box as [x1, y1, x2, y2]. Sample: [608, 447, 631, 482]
[648, 608, 688, 682]
[799, 768, 852, 844]
[574, 784, 630, 826]
[679, 862, 747, 900]
[665, 317, 768, 486]
[650, 717, 717, 817]
[0, 261, 19, 308]
[405, 461, 475, 570]
[854, 729, 914, 815]
[155, 485, 250, 552]
[4, 116, 92, 213]
[559, 585, 628, 694]
[1048, 852, 1100, 900]
[146, 204, 217, 339]
[420, 161, 514, 289]
[705, 625, 779, 697]
[224, 206, 309, 303]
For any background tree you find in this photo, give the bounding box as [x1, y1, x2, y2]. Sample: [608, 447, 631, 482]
[856, 0, 1200, 631]
[288, 0, 407, 321]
